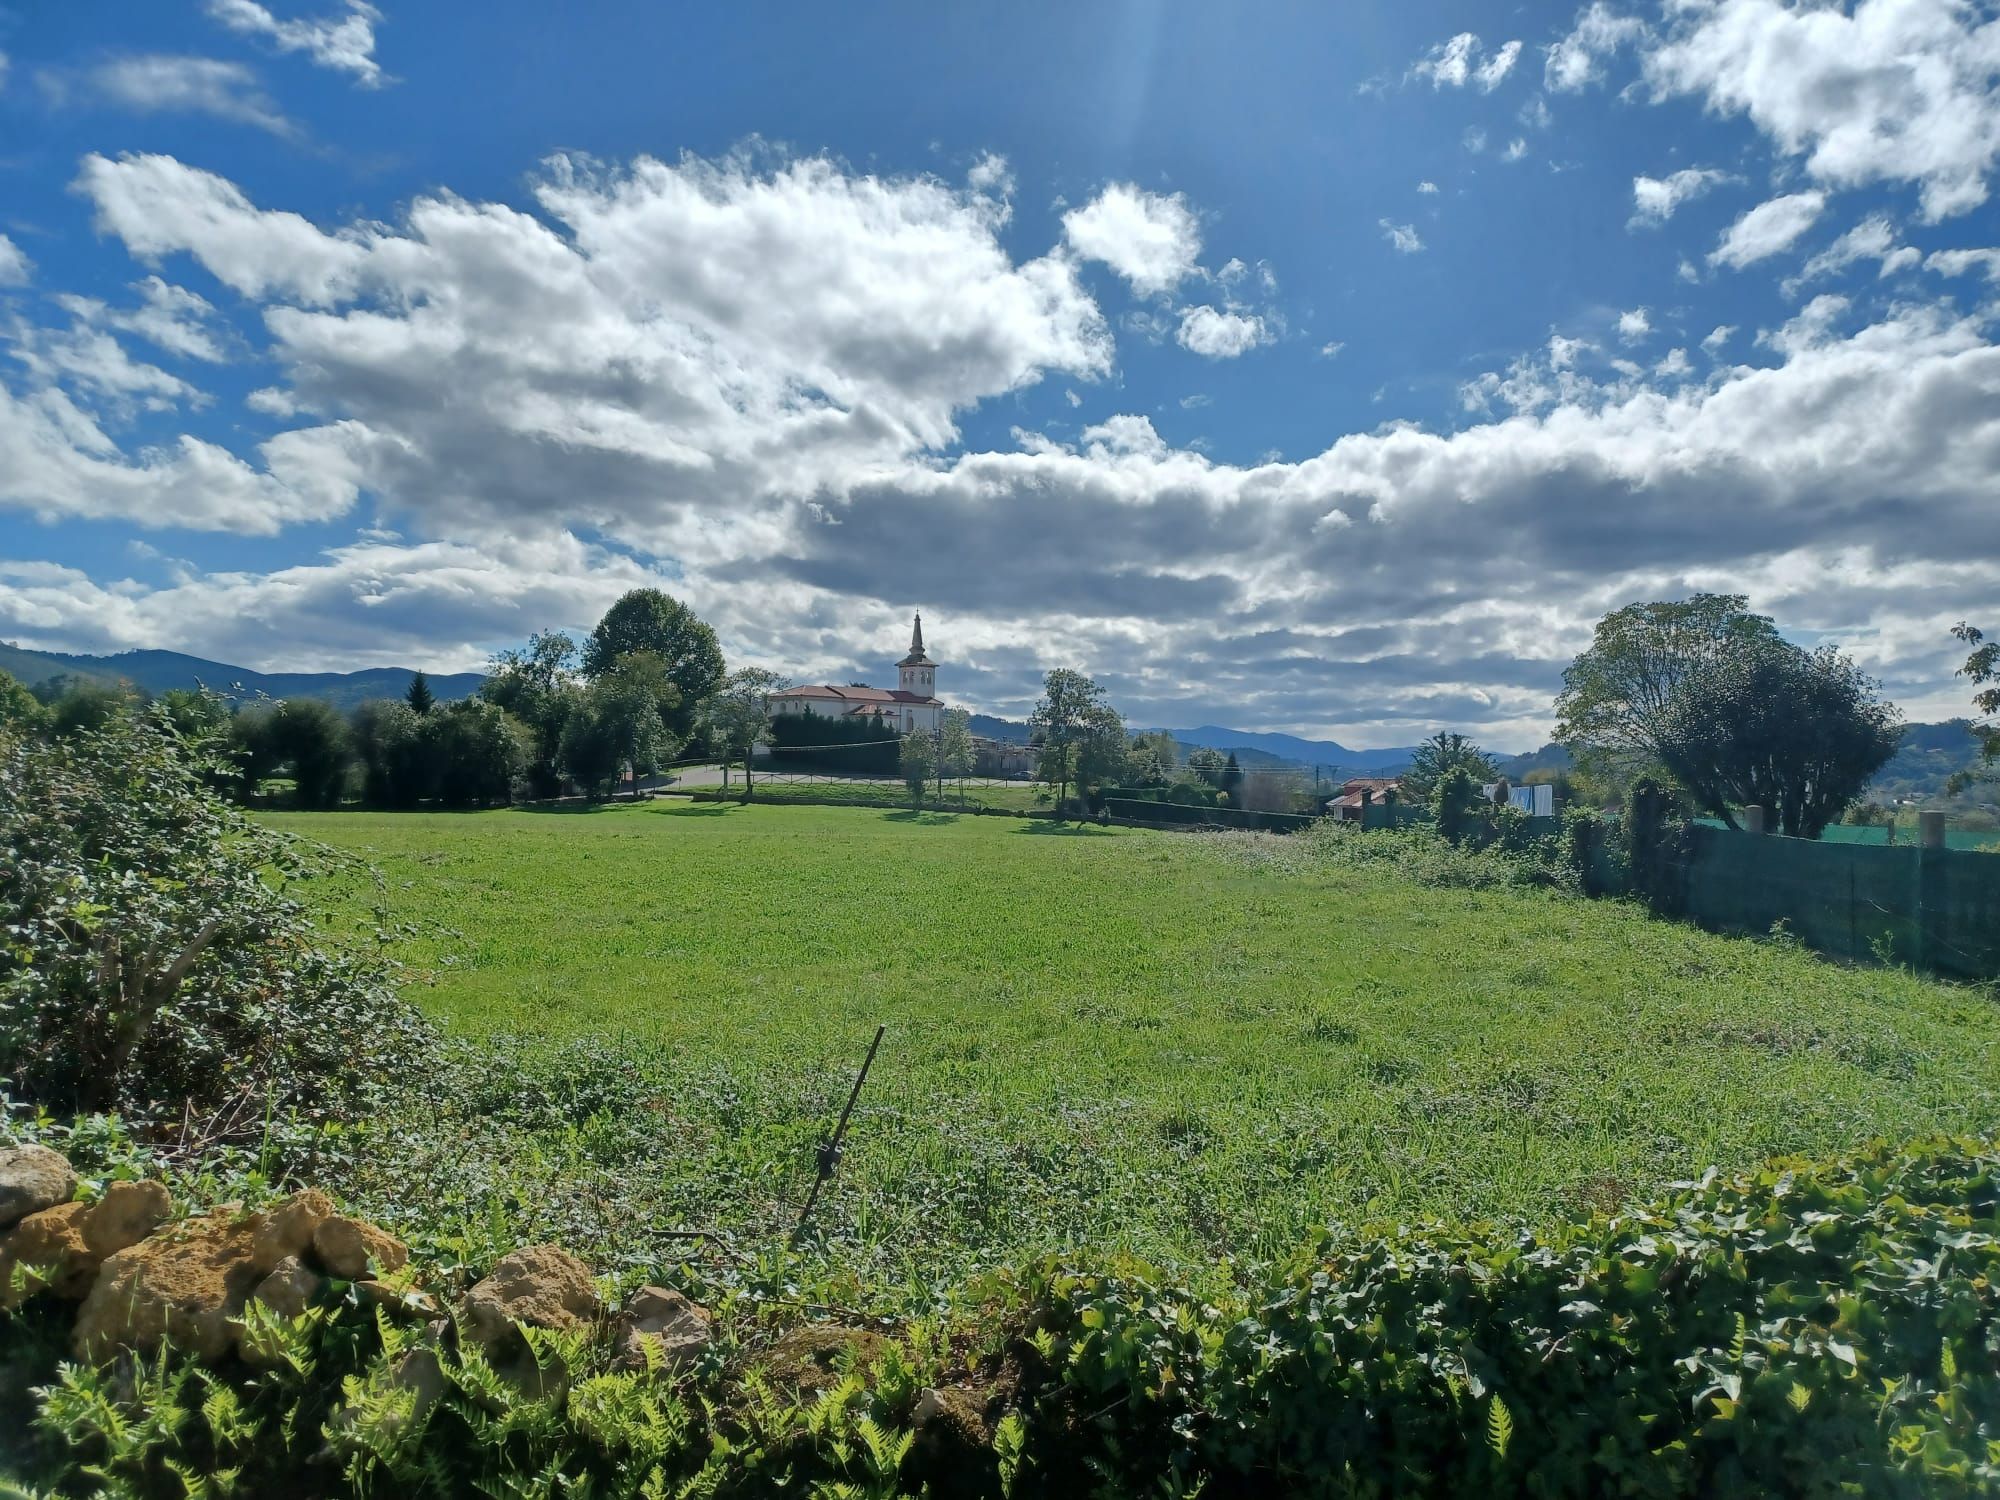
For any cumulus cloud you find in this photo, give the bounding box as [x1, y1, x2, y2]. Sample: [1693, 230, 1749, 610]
[1175, 305, 1270, 359]
[0, 235, 30, 286]
[1417, 180, 1439, 194]
[1788, 214, 1922, 293]
[12, 147, 2000, 736]
[1379, 220, 1424, 253]
[1629, 166, 1730, 226]
[1642, 0, 2000, 221]
[52, 55, 296, 137]
[1061, 183, 1201, 297]
[205, 0, 384, 87]
[1702, 323, 1736, 354]
[1501, 138, 1529, 163]
[1617, 307, 1652, 343]
[1545, 2, 1647, 92]
[1414, 34, 1522, 91]
[1709, 191, 1826, 268]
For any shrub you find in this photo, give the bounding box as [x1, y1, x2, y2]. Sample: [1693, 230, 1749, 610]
[1006, 1134, 2000, 1497]
[0, 711, 434, 1125]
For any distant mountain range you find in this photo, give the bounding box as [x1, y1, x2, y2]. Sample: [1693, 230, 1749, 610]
[0, 643, 484, 713]
[10, 642, 1982, 803]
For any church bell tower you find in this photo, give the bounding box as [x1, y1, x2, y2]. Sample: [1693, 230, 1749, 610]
[897, 612, 936, 699]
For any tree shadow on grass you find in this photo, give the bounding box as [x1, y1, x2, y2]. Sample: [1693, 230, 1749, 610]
[883, 810, 961, 826]
[652, 801, 741, 817]
[1015, 819, 1118, 836]
[515, 800, 629, 815]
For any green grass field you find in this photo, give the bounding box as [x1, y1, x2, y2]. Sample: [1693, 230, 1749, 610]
[268, 801, 2000, 1284]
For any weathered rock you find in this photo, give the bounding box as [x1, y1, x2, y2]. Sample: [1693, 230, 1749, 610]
[0, 1180, 172, 1306]
[355, 1268, 440, 1320]
[0, 1144, 75, 1229]
[609, 1286, 711, 1374]
[238, 1256, 327, 1368]
[74, 1210, 263, 1362]
[85, 1181, 173, 1257]
[248, 1189, 336, 1275]
[461, 1244, 600, 1351]
[73, 1190, 334, 1363]
[251, 1255, 323, 1319]
[312, 1215, 408, 1280]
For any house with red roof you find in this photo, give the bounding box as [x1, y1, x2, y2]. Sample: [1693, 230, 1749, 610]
[768, 613, 945, 735]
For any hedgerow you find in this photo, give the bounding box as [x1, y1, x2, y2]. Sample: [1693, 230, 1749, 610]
[1, 1134, 1994, 1496]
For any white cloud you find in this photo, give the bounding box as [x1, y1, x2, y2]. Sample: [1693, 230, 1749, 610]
[1501, 138, 1529, 163]
[1788, 214, 1922, 292]
[1414, 34, 1522, 91]
[0, 51, 10, 94]
[1702, 323, 1736, 354]
[0, 235, 30, 286]
[16, 148, 2000, 735]
[1926, 247, 2000, 284]
[205, 0, 384, 87]
[1545, 3, 1647, 92]
[1379, 220, 1425, 254]
[1463, 127, 1488, 154]
[1318, 340, 1344, 358]
[1061, 183, 1202, 297]
[0, 534, 661, 673]
[57, 55, 296, 137]
[1417, 180, 1439, 194]
[1653, 347, 1692, 378]
[1175, 305, 1270, 359]
[1642, 0, 2000, 221]
[1629, 166, 1730, 226]
[1709, 191, 1826, 268]
[1617, 307, 1652, 343]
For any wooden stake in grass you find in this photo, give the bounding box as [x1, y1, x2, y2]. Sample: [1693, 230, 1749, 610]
[795, 1023, 886, 1238]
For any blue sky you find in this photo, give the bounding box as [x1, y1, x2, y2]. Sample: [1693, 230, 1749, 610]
[1, 1, 1997, 746]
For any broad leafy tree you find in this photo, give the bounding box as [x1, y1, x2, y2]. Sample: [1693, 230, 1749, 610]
[1185, 746, 1228, 787]
[482, 631, 584, 797]
[582, 589, 725, 737]
[1556, 594, 1784, 827]
[1400, 731, 1498, 803]
[701, 667, 785, 797]
[594, 652, 681, 800]
[1952, 622, 1998, 786]
[1030, 669, 1112, 811]
[938, 707, 976, 800]
[900, 725, 938, 808]
[1655, 641, 1901, 838]
[264, 697, 351, 809]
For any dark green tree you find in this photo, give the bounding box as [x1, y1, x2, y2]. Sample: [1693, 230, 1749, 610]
[405, 670, 435, 716]
[581, 589, 725, 737]
[1660, 640, 1902, 838]
[482, 632, 583, 797]
[1030, 669, 1113, 812]
[429, 699, 530, 807]
[1555, 594, 1784, 828]
[264, 698, 351, 809]
[349, 700, 434, 807]
[1400, 731, 1498, 803]
[1219, 750, 1245, 804]
[1952, 622, 1998, 787]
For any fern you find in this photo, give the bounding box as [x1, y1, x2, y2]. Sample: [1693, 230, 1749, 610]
[1486, 1393, 1513, 1462]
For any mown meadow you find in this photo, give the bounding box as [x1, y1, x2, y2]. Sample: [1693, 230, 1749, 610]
[260, 800, 2000, 1294]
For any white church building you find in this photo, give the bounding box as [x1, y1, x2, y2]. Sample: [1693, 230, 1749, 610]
[768, 613, 945, 734]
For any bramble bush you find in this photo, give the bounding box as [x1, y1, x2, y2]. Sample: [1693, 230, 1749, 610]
[0, 711, 434, 1128]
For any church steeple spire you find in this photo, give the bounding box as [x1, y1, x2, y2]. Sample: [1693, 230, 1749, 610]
[897, 609, 937, 698]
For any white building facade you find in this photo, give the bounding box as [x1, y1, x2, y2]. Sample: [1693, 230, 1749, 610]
[768, 613, 945, 735]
